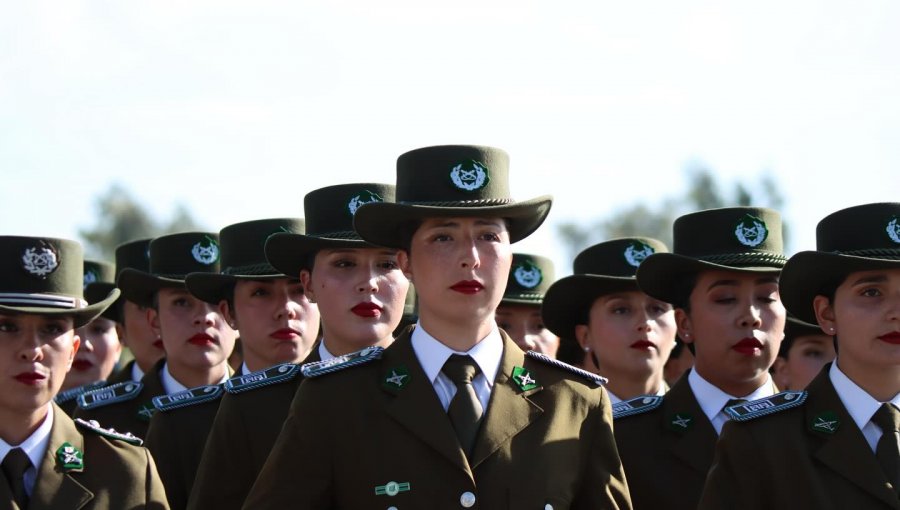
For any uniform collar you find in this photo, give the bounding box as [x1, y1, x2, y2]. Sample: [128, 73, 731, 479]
[688, 368, 776, 423]
[0, 402, 53, 473]
[607, 384, 666, 405]
[240, 363, 251, 376]
[131, 361, 145, 382]
[410, 321, 503, 387]
[161, 362, 228, 394]
[830, 361, 900, 431]
[318, 339, 336, 361]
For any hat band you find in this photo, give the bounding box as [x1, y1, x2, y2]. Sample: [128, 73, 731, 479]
[836, 248, 900, 259]
[307, 230, 362, 241]
[0, 292, 85, 309]
[222, 263, 283, 276]
[399, 198, 514, 207]
[698, 252, 787, 267]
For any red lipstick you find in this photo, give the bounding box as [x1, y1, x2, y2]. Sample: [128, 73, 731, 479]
[450, 280, 484, 294]
[15, 372, 46, 385]
[270, 328, 299, 341]
[187, 333, 216, 346]
[732, 337, 763, 355]
[878, 332, 900, 345]
[630, 340, 655, 350]
[351, 302, 382, 318]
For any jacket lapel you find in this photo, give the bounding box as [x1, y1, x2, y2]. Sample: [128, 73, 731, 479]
[381, 330, 473, 478]
[469, 333, 543, 469]
[807, 369, 900, 508]
[29, 404, 93, 510]
[663, 377, 718, 474]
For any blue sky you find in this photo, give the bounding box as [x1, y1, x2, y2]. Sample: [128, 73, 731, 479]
[2, 1, 898, 275]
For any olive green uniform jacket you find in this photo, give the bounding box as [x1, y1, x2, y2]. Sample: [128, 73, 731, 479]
[0, 403, 169, 510]
[242, 328, 632, 510]
[107, 359, 139, 385]
[699, 366, 900, 509]
[186, 346, 322, 510]
[73, 359, 167, 440]
[613, 373, 717, 510]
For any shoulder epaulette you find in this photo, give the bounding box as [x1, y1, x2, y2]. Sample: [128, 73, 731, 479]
[524, 350, 608, 387]
[74, 418, 143, 446]
[301, 346, 384, 378]
[613, 395, 664, 420]
[55, 380, 107, 405]
[77, 381, 143, 410]
[225, 363, 302, 394]
[152, 384, 224, 412]
[725, 391, 807, 422]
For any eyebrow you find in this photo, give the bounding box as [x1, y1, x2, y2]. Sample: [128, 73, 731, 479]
[425, 219, 504, 228]
[850, 274, 888, 286]
[706, 277, 779, 291]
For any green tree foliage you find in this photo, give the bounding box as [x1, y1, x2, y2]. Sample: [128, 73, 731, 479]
[79, 184, 206, 260]
[556, 164, 786, 262]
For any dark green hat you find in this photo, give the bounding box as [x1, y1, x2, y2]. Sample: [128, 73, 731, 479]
[542, 237, 668, 340]
[185, 219, 306, 304]
[637, 207, 787, 305]
[113, 238, 150, 307]
[83, 260, 120, 322]
[780, 202, 900, 324]
[266, 184, 396, 278]
[778, 316, 827, 358]
[0, 236, 120, 328]
[501, 253, 555, 305]
[353, 145, 552, 248]
[117, 232, 221, 307]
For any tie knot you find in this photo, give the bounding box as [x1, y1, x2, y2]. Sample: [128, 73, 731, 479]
[442, 354, 480, 385]
[873, 403, 900, 432]
[2, 448, 31, 478]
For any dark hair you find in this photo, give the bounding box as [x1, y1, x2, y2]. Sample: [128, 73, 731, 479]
[671, 273, 698, 312]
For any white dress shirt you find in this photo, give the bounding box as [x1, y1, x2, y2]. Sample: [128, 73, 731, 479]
[318, 340, 337, 362]
[131, 362, 145, 382]
[830, 361, 900, 453]
[410, 322, 504, 412]
[160, 363, 228, 395]
[688, 368, 777, 435]
[607, 384, 667, 405]
[0, 403, 54, 497]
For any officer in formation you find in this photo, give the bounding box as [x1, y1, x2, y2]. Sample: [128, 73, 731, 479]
[771, 315, 836, 391]
[494, 253, 560, 356]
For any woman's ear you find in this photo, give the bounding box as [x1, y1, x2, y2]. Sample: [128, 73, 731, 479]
[675, 308, 694, 345]
[398, 250, 412, 281]
[300, 270, 316, 303]
[218, 300, 238, 330]
[147, 307, 161, 340]
[813, 295, 836, 336]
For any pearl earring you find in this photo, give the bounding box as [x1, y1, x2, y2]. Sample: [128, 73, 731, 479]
[583, 346, 590, 352]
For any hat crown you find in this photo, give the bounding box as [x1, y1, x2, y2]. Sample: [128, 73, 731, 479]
[114, 239, 151, 279]
[505, 253, 555, 298]
[83, 260, 115, 288]
[395, 145, 513, 205]
[0, 236, 85, 300]
[672, 207, 785, 261]
[574, 237, 669, 277]
[815, 202, 900, 254]
[219, 219, 305, 275]
[149, 232, 221, 277]
[304, 183, 395, 238]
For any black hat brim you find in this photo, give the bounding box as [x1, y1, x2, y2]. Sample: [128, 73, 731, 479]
[264, 232, 374, 280]
[117, 268, 186, 308]
[352, 196, 553, 249]
[84, 282, 121, 322]
[0, 288, 121, 329]
[780, 251, 900, 324]
[541, 274, 640, 340]
[636, 252, 783, 305]
[184, 272, 288, 305]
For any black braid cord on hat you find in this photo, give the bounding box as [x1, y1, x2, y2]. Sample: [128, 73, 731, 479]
[400, 199, 515, 206]
[837, 249, 900, 259]
[698, 252, 788, 266]
[221, 263, 282, 276]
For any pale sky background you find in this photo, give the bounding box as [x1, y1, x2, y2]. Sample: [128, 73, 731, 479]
[2, 1, 899, 276]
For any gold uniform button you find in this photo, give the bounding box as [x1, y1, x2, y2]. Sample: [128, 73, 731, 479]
[460, 491, 476, 507]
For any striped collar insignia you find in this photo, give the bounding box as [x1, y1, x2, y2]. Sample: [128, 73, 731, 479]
[725, 391, 807, 422]
[74, 418, 143, 446]
[302, 346, 384, 378]
[524, 350, 608, 386]
[613, 395, 663, 420]
[77, 381, 143, 410]
[153, 384, 224, 412]
[225, 363, 301, 394]
[55, 380, 107, 404]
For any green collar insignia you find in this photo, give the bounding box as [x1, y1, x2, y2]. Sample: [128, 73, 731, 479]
[449, 160, 490, 192]
[56, 442, 84, 471]
[513, 262, 542, 289]
[375, 481, 411, 497]
[137, 402, 156, 422]
[887, 216, 900, 244]
[810, 411, 840, 434]
[669, 413, 694, 432]
[512, 366, 539, 391]
[734, 214, 769, 247]
[383, 366, 410, 390]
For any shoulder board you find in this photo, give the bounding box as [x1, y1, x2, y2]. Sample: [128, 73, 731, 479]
[55, 380, 107, 405]
[301, 346, 384, 378]
[725, 391, 807, 422]
[77, 381, 143, 410]
[74, 418, 143, 446]
[524, 351, 608, 387]
[613, 395, 664, 420]
[152, 384, 224, 412]
[225, 362, 302, 394]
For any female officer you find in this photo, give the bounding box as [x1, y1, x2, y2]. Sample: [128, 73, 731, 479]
[494, 253, 559, 357]
[243, 145, 631, 509]
[0, 235, 168, 509]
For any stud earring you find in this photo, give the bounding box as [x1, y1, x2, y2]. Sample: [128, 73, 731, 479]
[583, 346, 590, 352]
[829, 327, 835, 333]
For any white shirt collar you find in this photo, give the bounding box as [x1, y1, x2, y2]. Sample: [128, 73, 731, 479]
[160, 363, 228, 394]
[319, 340, 336, 361]
[830, 361, 900, 431]
[410, 321, 503, 387]
[240, 363, 251, 376]
[689, 368, 776, 424]
[0, 403, 54, 494]
[131, 362, 144, 382]
[606, 385, 666, 405]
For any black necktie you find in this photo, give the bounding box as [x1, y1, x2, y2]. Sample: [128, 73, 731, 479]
[442, 354, 484, 457]
[2, 448, 31, 509]
[872, 403, 900, 496]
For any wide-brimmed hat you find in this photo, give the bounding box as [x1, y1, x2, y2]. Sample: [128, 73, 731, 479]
[266, 184, 395, 278]
[185, 219, 306, 304]
[778, 316, 827, 358]
[542, 237, 668, 339]
[637, 207, 787, 305]
[117, 232, 221, 307]
[0, 236, 120, 328]
[353, 145, 552, 249]
[780, 202, 900, 324]
[500, 253, 556, 306]
[83, 260, 120, 322]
